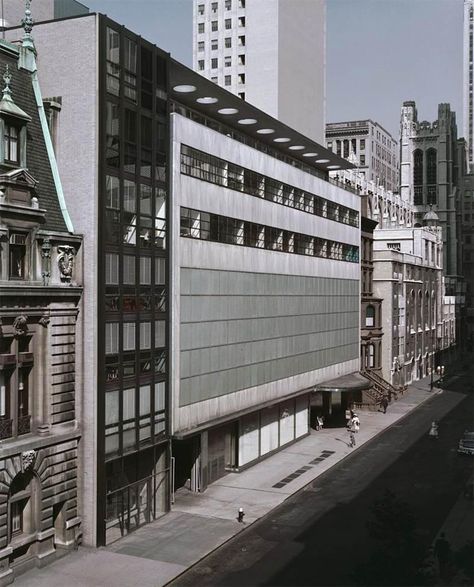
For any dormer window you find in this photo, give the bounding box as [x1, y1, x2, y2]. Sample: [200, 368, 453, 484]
[4, 123, 19, 164]
[0, 65, 31, 168]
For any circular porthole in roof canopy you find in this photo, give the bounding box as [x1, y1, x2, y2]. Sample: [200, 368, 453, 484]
[196, 97, 218, 104]
[273, 137, 291, 143]
[173, 85, 197, 93]
[327, 165, 340, 170]
[257, 128, 275, 134]
[217, 107, 239, 115]
[289, 145, 305, 151]
[238, 118, 258, 125]
[315, 159, 330, 164]
[303, 152, 318, 157]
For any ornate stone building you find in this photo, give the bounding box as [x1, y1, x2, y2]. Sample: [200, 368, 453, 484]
[373, 222, 444, 388]
[329, 154, 455, 389]
[359, 196, 385, 393]
[0, 12, 82, 584]
[400, 102, 463, 282]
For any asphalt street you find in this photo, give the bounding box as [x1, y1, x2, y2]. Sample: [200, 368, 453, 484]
[171, 374, 474, 587]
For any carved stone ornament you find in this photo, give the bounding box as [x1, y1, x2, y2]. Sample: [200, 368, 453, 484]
[57, 245, 75, 283]
[39, 314, 50, 327]
[13, 314, 28, 337]
[21, 449, 36, 471]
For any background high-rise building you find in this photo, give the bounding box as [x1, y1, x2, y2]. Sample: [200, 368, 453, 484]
[192, 0, 326, 143]
[325, 120, 399, 192]
[463, 0, 474, 168]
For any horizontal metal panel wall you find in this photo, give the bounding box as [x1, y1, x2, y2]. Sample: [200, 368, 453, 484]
[180, 268, 359, 406]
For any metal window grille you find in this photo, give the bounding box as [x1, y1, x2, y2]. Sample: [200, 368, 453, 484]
[179, 207, 358, 263]
[180, 145, 359, 228]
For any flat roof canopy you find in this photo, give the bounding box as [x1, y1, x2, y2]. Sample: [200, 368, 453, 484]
[170, 59, 354, 176]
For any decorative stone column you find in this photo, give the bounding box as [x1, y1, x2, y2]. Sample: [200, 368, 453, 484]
[37, 314, 51, 436]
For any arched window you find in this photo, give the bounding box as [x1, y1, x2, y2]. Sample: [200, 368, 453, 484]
[413, 149, 423, 204]
[365, 305, 375, 327]
[413, 150, 423, 185]
[426, 149, 437, 204]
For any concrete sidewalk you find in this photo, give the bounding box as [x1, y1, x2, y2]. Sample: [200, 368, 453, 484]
[15, 378, 466, 587]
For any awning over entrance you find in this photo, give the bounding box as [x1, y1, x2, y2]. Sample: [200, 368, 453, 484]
[314, 372, 373, 393]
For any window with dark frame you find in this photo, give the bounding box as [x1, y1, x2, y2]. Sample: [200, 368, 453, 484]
[102, 32, 169, 467]
[10, 500, 24, 536]
[4, 123, 19, 164]
[0, 335, 32, 441]
[9, 232, 27, 280]
[180, 206, 358, 263]
[365, 305, 375, 327]
[106, 27, 120, 96]
[180, 145, 359, 228]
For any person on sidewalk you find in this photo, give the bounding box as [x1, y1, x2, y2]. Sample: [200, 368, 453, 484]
[429, 421, 439, 439]
[434, 532, 451, 580]
[348, 427, 356, 448]
[345, 408, 352, 427]
[380, 396, 389, 414]
[347, 418, 357, 447]
[351, 413, 360, 433]
[316, 415, 324, 431]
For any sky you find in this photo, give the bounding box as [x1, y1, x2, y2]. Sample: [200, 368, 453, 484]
[85, 0, 463, 140]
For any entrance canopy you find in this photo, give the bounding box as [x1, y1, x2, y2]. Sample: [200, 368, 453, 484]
[314, 372, 373, 393]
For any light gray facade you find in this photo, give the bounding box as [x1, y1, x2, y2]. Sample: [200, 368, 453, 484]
[171, 112, 360, 484]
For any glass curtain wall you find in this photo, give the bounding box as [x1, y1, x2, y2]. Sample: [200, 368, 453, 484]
[99, 19, 170, 545]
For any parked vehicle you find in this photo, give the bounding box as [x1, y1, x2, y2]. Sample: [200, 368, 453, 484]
[458, 431, 474, 455]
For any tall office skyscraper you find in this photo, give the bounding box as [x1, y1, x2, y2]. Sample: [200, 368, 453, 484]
[192, 0, 326, 143]
[464, 0, 474, 168]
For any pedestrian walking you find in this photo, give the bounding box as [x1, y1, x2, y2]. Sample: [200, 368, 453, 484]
[351, 413, 360, 433]
[380, 396, 389, 414]
[429, 421, 439, 439]
[434, 532, 451, 580]
[345, 408, 352, 426]
[348, 428, 356, 448]
[347, 417, 357, 447]
[316, 415, 324, 431]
